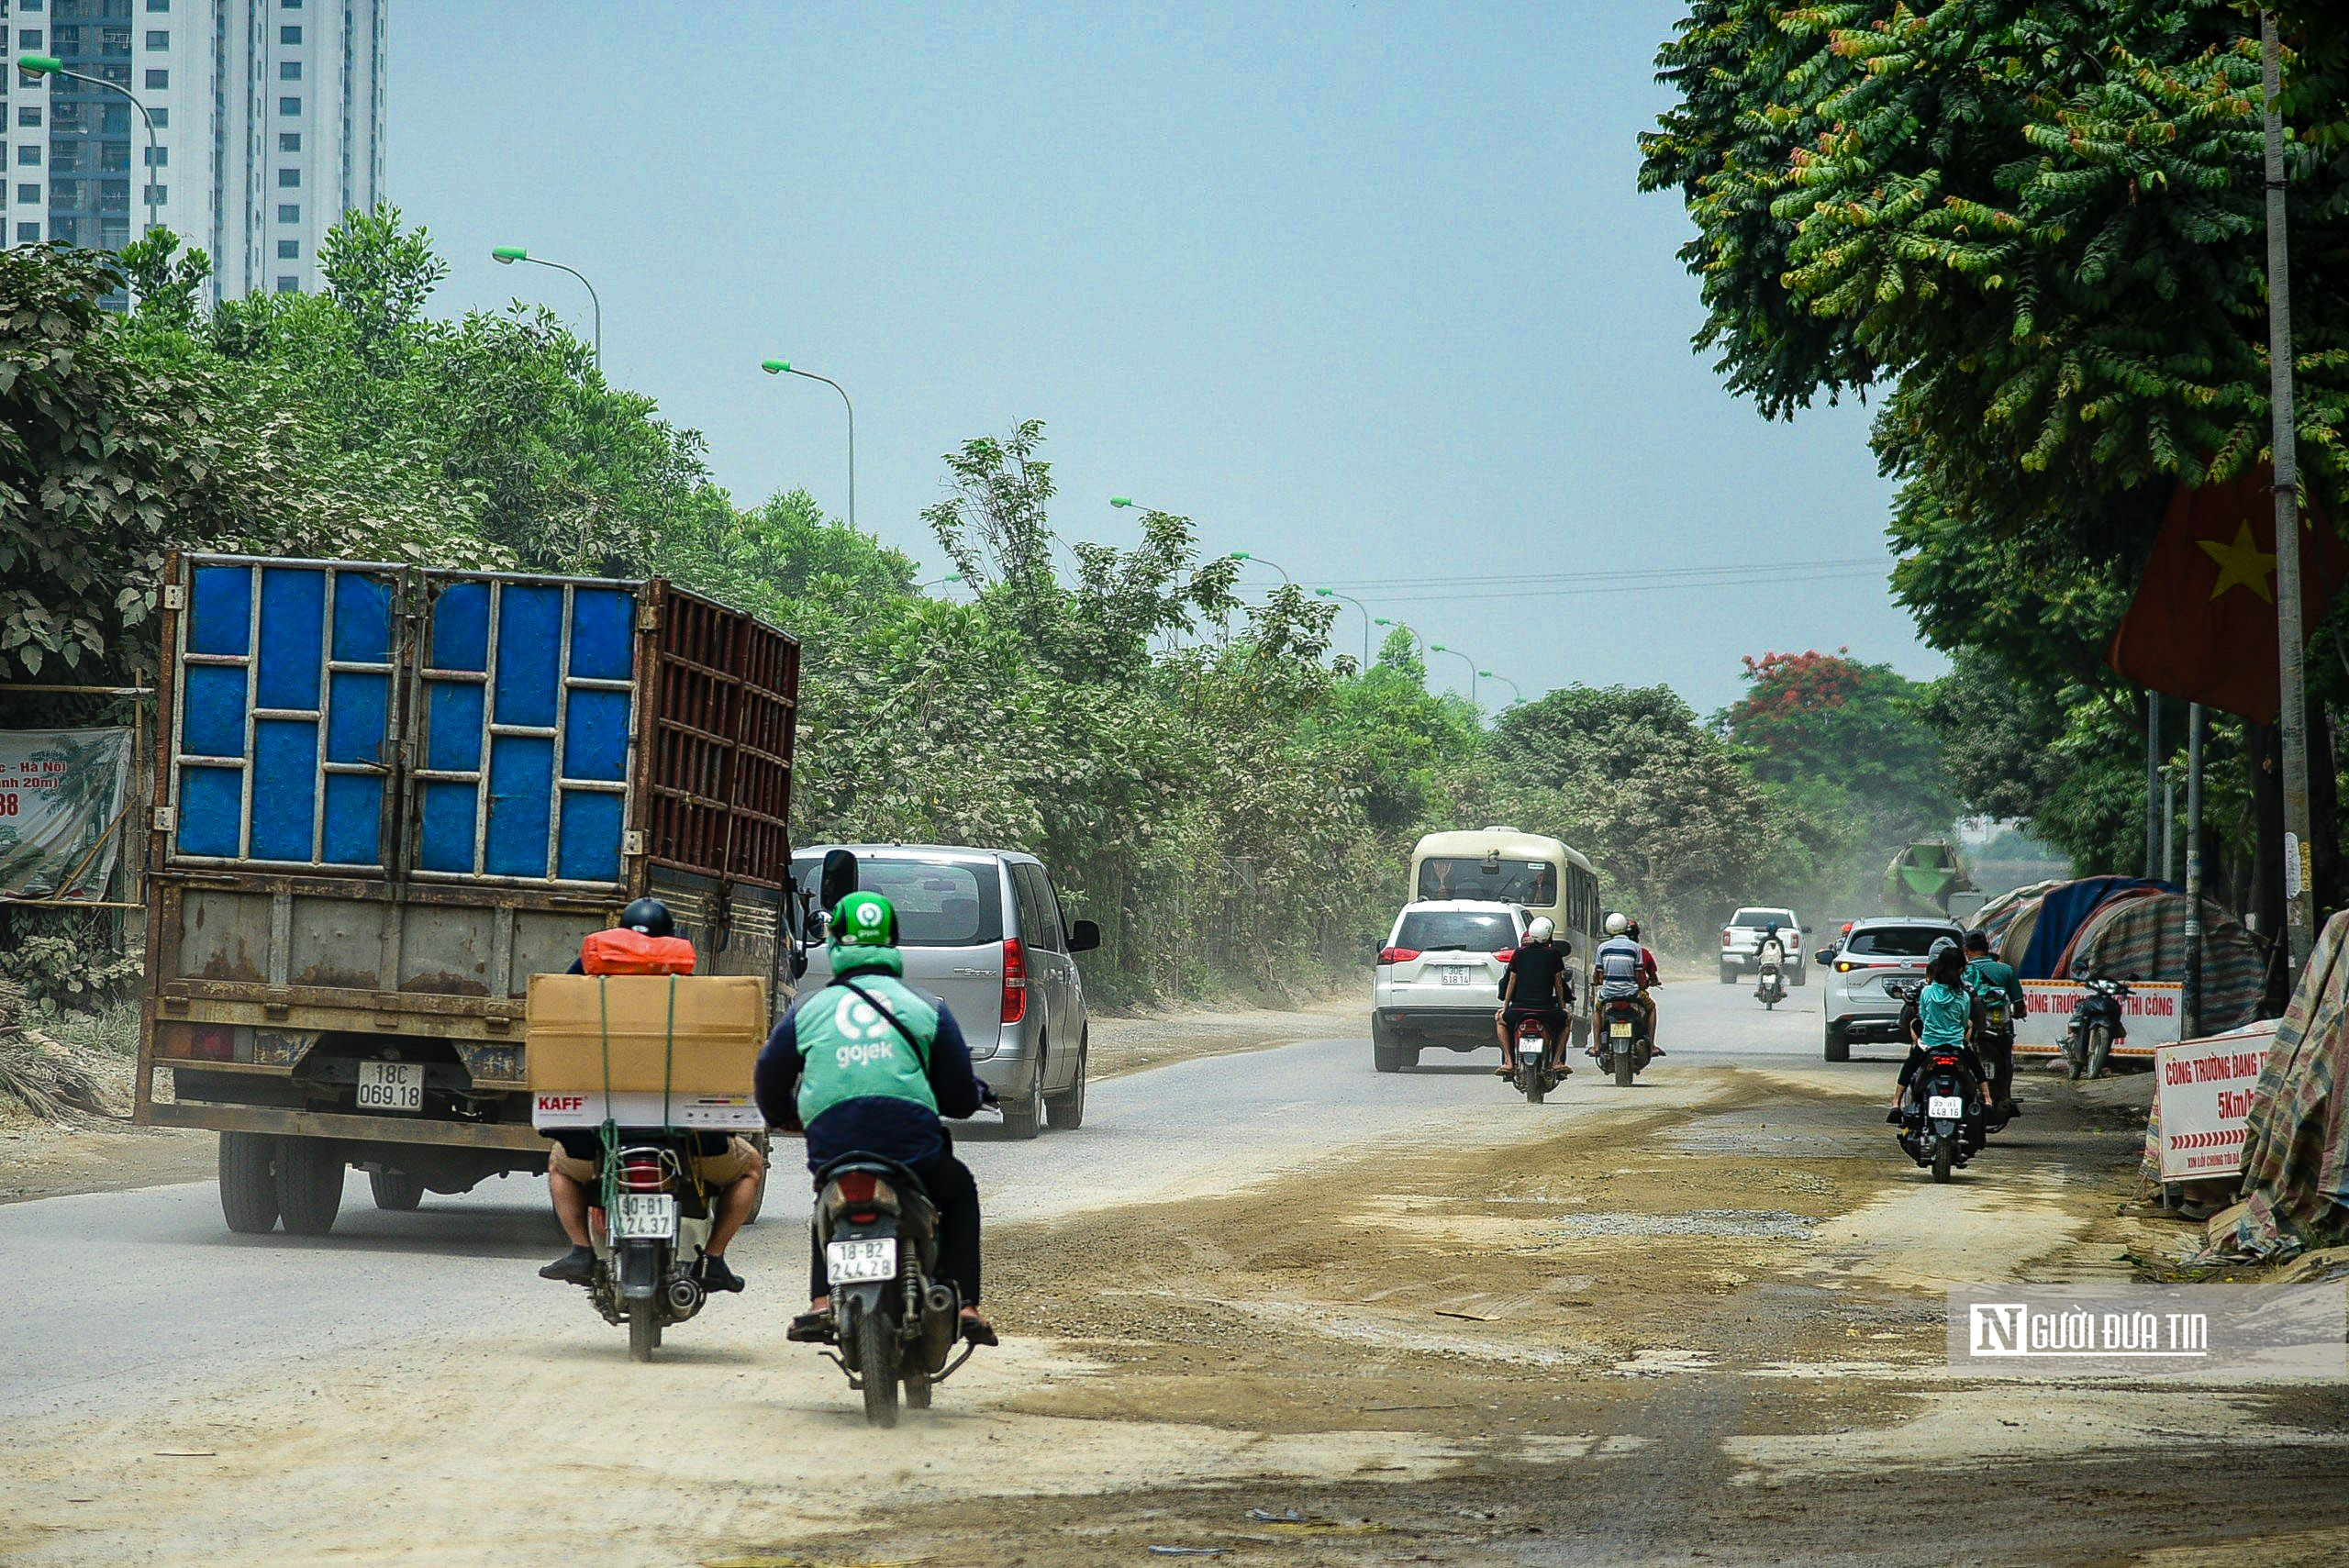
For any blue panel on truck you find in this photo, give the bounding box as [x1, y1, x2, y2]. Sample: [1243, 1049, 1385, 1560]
[325, 672, 389, 764]
[331, 573, 394, 662]
[250, 719, 318, 862]
[429, 581, 491, 672]
[563, 687, 629, 781]
[321, 773, 383, 865]
[187, 565, 252, 657]
[419, 781, 478, 872]
[484, 735, 555, 876]
[493, 586, 563, 730]
[255, 568, 325, 710]
[570, 588, 635, 681]
[177, 765, 243, 857]
[181, 665, 247, 758]
[425, 682, 484, 773]
[558, 791, 625, 882]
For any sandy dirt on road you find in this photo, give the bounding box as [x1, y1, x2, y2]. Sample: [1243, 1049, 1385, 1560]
[6, 1060, 2346, 1567]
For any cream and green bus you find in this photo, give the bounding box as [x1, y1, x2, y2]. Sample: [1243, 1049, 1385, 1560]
[1408, 828, 1603, 1041]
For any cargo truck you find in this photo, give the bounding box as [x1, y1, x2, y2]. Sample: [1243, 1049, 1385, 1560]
[134, 552, 800, 1236]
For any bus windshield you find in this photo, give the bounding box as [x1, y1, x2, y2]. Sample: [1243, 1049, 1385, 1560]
[1417, 857, 1556, 906]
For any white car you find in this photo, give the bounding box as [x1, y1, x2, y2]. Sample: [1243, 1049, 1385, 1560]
[1719, 906, 1809, 985]
[1372, 899, 1527, 1073]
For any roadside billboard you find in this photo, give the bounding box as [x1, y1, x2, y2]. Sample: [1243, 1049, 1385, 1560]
[2012, 978, 2184, 1059]
[0, 728, 134, 901]
[2154, 1025, 2273, 1184]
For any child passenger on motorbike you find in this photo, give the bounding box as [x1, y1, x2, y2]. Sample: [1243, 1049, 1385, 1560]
[1890, 940, 1986, 1119]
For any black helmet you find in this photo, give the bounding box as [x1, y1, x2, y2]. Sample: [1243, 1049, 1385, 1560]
[1964, 929, 1990, 952]
[619, 897, 674, 938]
[1626, 917, 1642, 940]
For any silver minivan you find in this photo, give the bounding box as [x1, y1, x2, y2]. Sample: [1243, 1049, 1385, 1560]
[791, 845, 1099, 1140]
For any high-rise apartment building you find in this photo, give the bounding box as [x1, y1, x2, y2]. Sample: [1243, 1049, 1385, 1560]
[2, 0, 384, 303]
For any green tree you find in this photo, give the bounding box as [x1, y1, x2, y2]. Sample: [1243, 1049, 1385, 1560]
[1720, 649, 1957, 855]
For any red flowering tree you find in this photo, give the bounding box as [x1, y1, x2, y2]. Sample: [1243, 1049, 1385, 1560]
[1721, 650, 1957, 862]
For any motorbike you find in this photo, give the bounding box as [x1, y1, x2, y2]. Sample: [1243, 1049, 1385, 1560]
[805, 1151, 985, 1428]
[1508, 1013, 1564, 1104]
[1885, 981, 1987, 1183]
[1753, 941, 1787, 1010]
[588, 1139, 718, 1362]
[2064, 973, 2131, 1081]
[1597, 993, 1653, 1087]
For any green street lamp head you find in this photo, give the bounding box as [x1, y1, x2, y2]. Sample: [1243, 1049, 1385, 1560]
[1109, 496, 1136, 508]
[1479, 670, 1496, 679]
[490, 245, 527, 264]
[762, 359, 790, 375]
[1375, 617, 1397, 627]
[1229, 551, 1252, 562]
[1314, 587, 1336, 597]
[17, 53, 63, 74]
[1430, 643, 1448, 652]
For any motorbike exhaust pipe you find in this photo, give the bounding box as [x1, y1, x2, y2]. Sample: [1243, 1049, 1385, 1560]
[664, 1275, 706, 1318]
[924, 1284, 957, 1318]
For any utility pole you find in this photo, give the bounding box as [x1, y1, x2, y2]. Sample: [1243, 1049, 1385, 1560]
[2263, 11, 2315, 973]
[2186, 704, 2206, 1040]
[2145, 695, 2162, 880]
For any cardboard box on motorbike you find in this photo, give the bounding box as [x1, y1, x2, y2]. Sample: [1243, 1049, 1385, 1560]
[525, 973, 769, 1130]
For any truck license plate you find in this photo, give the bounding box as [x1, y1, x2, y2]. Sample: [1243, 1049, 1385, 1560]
[355, 1060, 425, 1113]
[828, 1237, 898, 1284]
[612, 1193, 677, 1241]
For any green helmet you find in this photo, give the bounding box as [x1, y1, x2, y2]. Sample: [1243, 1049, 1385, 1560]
[831, 890, 896, 948]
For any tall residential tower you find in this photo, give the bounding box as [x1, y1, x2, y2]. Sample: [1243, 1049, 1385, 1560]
[4, 0, 385, 301]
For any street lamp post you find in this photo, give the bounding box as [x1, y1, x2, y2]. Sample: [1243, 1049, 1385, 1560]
[1428, 644, 1479, 706]
[1314, 587, 1372, 665]
[763, 359, 856, 531]
[918, 573, 963, 590]
[1227, 550, 1293, 585]
[491, 246, 601, 369]
[1480, 671, 1522, 706]
[17, 53, 161, 257]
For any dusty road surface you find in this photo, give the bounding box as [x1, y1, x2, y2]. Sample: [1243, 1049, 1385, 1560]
[4, 981, 2346, 1566]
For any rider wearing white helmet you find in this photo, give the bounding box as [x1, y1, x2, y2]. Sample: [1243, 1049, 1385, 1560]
[1592, 912, 1663, 1057]
[1495, 914, 1574, 1074]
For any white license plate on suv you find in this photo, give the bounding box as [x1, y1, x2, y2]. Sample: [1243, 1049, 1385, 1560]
[827, 1237, 898, 1283]
[355, 1060, 425, 1113]
[1926, 1095, 1964, 1120]
[612, 1193, 677, 1241]
[1438, 968, 1475, 987]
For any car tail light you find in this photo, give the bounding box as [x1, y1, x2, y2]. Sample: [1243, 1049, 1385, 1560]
[1001, 938, 1029, 1025]
[1493, 948, 1516, 964]
[1721, 929, 1733, 946]
[835, 1172, 878, 1205]
[1376, 947, 1420, 965]
[1788, 931, 1801, 950]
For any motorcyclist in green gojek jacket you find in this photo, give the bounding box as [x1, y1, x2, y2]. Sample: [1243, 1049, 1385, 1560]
[753, 890, 997, 1348]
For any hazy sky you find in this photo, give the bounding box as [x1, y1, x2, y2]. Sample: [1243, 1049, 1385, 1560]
[392, 1, 1936, 714]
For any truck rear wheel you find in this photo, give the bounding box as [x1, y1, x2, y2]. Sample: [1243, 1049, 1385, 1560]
[369, 1170, 425, 1211]
[274, 1137, 345, 1236]
[218, 1132, 281, 1234]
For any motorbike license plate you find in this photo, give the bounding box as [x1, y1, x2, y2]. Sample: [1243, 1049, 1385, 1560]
[828, 1237, 898, 1284]
[1926, 1095, 1964, 1120]
[1439, 968, 1475, 986]
[611, 1193, 677, 1241]
[1609, 1021, 1633, 1039]
[355, 1060, 425, 1113]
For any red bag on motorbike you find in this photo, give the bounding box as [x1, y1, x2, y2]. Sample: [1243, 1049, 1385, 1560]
[578, 927, 698, 975]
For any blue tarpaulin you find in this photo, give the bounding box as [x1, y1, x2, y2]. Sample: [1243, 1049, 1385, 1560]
[2015, 875, 2181, 979]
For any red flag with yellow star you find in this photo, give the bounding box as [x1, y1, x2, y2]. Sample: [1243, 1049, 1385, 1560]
[2108, 467, 2345, 723]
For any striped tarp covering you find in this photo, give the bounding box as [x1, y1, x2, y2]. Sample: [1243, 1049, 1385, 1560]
[2195, 910, 2349, 1262]
[2061, 893, 2266, 1034]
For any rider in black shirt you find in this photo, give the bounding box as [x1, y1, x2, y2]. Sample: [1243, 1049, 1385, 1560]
[1495, 917, 1574, 1074]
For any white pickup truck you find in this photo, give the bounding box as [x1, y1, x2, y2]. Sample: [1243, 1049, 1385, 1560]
[1719, 906, 1808, 985]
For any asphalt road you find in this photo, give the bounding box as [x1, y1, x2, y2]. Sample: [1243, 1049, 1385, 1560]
[0, 975, 1821, 1427]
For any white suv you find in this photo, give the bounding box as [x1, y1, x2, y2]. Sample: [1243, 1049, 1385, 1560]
[1371, 900, 1527, 1073]
[1720, 906, 1808, 985]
